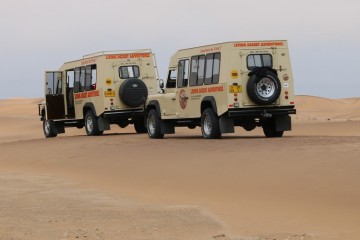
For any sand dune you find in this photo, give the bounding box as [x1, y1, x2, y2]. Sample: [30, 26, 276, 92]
[294, 95, 360, 122]
[0, 96, 360, 240]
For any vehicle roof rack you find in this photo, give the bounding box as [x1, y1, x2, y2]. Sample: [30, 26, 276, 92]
[83, 49, 152, 59]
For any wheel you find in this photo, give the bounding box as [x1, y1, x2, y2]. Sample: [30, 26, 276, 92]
[119, 79, 148, 107]
[262, 120, 284, 138]
[201, 108, 221, 139]
[263, 127, 284, 137]
[43, 119, 57, 138]
[134, 117, 147, 133]
[84, 111, 103, 136]
[146, 109, 164, 139]
[247, 67, 281, 105]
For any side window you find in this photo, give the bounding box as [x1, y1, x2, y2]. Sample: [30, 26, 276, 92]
[85, 65, 97, 91]
[213, 53, 221, 84]
[74, 67, 85, 93]
[56, 78, 62, 94]
[91, 66, 97, 89]
[247, 54, 272, 70]
[189, 55, 205, 86]
[67, 70, 74, 89]
[166, 69, 177, 88]
[45, 72, 62, 95]
[45, 72, 55, 95]
[177, 59, 189, 88]
[66, 70, 75, 106]
[119, 65, 140, 79]
[85, 65, 92, 91]
[204, 53, 221, 85]
[74, 68, 81, 93]
[80, 67, 85, 92]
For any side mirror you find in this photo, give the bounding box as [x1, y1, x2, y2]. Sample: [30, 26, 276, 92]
[159, 79, 164, 89]
[159, 79, 165, 93]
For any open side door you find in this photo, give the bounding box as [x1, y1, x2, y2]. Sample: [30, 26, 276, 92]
[45, 71, 65, 120]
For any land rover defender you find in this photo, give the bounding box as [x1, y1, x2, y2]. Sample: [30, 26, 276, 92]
[39, 49, 159, 137]
[145, 41, 296, 139]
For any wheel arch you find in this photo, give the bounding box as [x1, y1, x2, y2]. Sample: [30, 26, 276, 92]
[83, 103, 97, 118]
[146, 100, 161, 117]
[201, 97, 218, 114]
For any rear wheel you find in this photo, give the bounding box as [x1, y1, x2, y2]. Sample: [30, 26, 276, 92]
[262, 120, 284, 138]
[43, 119, 57, 138]
[263, 127, 284, 137]
[84, 111, 103, 136]
[147, 109, 163, 139]
[201, 108, 221, 139]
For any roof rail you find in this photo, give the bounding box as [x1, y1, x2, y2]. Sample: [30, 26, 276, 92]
[83, 49, 152, 59]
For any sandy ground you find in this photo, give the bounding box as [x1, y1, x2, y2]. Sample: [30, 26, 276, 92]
[0, 96, 360, 240]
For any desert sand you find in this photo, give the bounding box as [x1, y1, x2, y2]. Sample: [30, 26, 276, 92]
[0, 96, 359, 240]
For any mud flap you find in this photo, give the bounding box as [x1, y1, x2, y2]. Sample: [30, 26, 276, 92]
[275, 115, 291, 131]
[98, 116, 110, 131]
[220, 116, 234, 134]
[161, 121, 175, 134]
[54, 122, 65, 134]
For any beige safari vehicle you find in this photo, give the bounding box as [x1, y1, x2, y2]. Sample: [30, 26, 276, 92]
[39, 49, 159, 137]
[146, 40, 296, 139]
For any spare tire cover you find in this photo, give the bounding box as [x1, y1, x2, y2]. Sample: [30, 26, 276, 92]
[119, 79, 148, 107]
[246, 67, 281, 105]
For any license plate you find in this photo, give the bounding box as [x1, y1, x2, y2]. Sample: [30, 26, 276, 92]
[229, 85, 242, 93]
[104, 90, 115, 97]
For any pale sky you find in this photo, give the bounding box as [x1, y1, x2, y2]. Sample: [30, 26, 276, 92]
[0, 0, 359, 99]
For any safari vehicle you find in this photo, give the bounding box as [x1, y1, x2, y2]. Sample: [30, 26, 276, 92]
[39, 49, 159, 137]
[146, 40, 296, 139]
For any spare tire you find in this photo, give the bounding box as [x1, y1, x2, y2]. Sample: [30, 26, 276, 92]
[119, 79, 148, 107]
[246, 67, 281, 105]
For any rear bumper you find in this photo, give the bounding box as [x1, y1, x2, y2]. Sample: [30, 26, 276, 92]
[103, 108, 145, 119]
[227, 106, 296, 118]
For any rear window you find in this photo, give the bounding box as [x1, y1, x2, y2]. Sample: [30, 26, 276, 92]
[119, 65, 140, 79]
[247, 54, 272, 70]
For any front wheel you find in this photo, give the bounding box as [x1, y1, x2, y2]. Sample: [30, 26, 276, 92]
[84, 111, 103, 136]
[146, 109, 164, 139]
[43, 119, 57, 138]
[201, 108, 221, 139]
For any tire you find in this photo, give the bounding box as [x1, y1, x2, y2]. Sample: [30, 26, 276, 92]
[146, 109, 164, 139]
[247, 67, 281, 105]
[201, 108, 221, 139]
[84, 111, 103, 136]
[43, 119, 57, 138]
[263, 127, 284, 138]
[134, 117, 147, 133]
[262, 120, 284, 138]
[119, 79, 148, 107]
